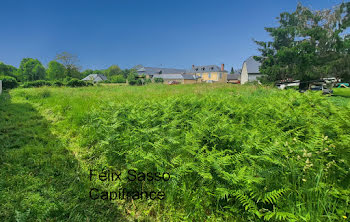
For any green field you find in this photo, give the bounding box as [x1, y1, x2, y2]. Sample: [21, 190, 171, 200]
[1, 84, 350, 221]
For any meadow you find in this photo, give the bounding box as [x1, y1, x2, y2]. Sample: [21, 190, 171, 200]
[1, 84, 350, 221]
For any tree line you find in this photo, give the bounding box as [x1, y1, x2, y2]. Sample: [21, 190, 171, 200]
[255, 2, 350, 83]
[0, 52, 137, 84]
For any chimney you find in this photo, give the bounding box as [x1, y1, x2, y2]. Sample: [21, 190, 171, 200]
[192, 64, 195, 69]
[221, 64, 224, 71]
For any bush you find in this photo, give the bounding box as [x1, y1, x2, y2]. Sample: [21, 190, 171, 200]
[63, 76, 72, 84]
[52, 80, 64, 87]
[154, 77, 164, 83]
[66, 79, 86, 87]
[110, 75, 126, 83]
[136, 78, 143, 85]
[22, 80, 52, 88]
[0, 75, 18, 89]
[66, 79, 91, 87]
[145, 78, 152, 84]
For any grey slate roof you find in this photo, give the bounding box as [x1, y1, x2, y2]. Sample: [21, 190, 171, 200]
[152, 74, 199, 80]
[227, 74, 240, 80]
[187, 65, 228, 73]
[82, 74, 108, 81]
[244, 56, 261, 74]
[182, 74, 199, 80]
[137, 66, 186, 75]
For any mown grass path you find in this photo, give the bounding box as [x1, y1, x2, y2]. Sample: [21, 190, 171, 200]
[0, 92, 122, 221]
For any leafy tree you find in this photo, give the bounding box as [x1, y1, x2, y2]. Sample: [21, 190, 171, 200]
[230, 67, 234, 74]
[0, 62, 18, 79]
[126, 70, 138, 85]
[18, 58, 46, 81]
[255, 2, 350, 82]
[106, 65, 122, 78]
[47, 61, 65, 80]
[122, 68, 137, 79]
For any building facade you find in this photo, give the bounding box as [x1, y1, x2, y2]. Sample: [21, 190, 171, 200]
[134, 64, 228, 84]
[189, 64, 228, 83]
[240, 56, 264, 84]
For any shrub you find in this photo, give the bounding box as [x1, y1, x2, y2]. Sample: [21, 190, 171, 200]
[110, 75, 126, 83]
[22, 80, 52, 88]
[52, 80, 64, 87]
[144, 78, 152, 84]
[136, 78, 143, 85]
[0, 75, 18, 89]
[66, 79, 88, 87]
[154, 77, 164, 83]
[63, 76, 72, 84]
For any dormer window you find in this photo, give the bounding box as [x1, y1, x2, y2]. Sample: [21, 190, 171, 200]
[202, 67, 205, 71]
[195, 68, 198, 71]
[210, 67, 214, 70]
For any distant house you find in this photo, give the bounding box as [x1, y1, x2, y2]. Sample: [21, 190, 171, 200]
[240, 56, 264, 84]
[152, 74, 200, 84]
[134, 66, 186, 79]
[82, 74, 107, 83]
[188, 64, 228, 83]
[133, 64, 228, 84]
[227, 70, 241, 84]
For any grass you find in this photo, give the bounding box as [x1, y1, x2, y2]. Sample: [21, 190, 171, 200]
[0, 92, 123, 221]
[1, 84, 350, 221]
[333, 88, 350, 97]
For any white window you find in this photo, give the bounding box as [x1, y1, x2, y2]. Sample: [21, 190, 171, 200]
[208, 73, 211, 78]
[219, 73, 222, 79]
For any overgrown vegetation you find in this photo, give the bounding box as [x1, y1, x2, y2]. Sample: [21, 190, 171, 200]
[255, 2, 350, 82]
[1, 84, 349, 221]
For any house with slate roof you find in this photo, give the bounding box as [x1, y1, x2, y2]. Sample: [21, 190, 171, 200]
[188, 64, 228, 83]
[82, 74, 108, 83]
[240, 56, 264, 84]
[134, 66, 186, 78]
[134, 64, 228, 84]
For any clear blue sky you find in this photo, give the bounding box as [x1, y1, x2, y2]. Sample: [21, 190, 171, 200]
[0, 0, 345, 71]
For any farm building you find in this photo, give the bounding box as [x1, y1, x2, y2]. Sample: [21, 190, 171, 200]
[240, 56, 264, 84]
[82, 74, 108, 83]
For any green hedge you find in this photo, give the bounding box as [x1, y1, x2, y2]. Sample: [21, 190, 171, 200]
[0, 75, 18, 89]
[22, 80, 52, 88]
[19, 79, 93, 88]
[66, 79, 92, 87]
